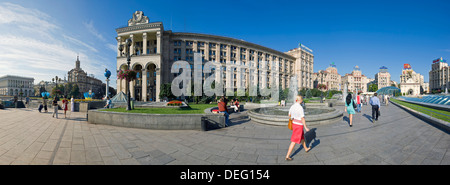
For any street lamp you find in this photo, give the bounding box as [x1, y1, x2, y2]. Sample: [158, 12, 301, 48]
[52, 76, 61, 97]
[118, 38, 133, 110]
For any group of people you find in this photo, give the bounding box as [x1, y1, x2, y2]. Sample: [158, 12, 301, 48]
[285, 93, 389, 161]
[217, 97, 241, 127]
[344, 92, 383, 127]
[39, 95, 74, 119]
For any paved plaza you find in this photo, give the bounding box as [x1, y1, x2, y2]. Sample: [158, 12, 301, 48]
[0, 103, 449, 165]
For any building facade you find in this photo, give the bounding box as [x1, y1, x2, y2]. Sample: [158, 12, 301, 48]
[0, 75, 34, 97]
[67, 56, 104, 98]
[375, 66, 391, 90]
[400, 64, 424, 95]
[285, 46, 314, 90]
[429, 57, 449, 91]
[341, 66, 368, 93]
[312, 63, 341, 91]
[115, 11, 311, 101]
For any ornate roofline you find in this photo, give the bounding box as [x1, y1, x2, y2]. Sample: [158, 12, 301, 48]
[116, 22, 163, 34]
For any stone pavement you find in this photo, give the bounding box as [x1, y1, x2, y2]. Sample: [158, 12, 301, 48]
[0, 103, 448, 165]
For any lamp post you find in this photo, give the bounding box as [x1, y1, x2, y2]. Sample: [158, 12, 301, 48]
[104, 68, 111, 99]
[118, 38, 133, 110]
[52, 76, 60, 98]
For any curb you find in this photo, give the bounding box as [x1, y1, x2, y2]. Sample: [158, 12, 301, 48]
[390, 100, 450, 133]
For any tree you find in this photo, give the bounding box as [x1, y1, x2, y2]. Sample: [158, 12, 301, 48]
[368, 84, 378, 92]
[71, 84, 80, 98]
[159, 83, 175, 100]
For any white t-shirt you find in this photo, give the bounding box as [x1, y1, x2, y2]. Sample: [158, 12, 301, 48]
[288, 103, 305, 125]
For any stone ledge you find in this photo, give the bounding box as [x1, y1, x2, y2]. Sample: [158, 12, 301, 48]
[87, 109, 225, 131]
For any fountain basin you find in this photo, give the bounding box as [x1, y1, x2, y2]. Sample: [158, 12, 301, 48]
[248, 105, 343, 126]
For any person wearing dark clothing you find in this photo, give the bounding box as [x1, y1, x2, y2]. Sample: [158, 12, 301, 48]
[369, 93, 381, 122]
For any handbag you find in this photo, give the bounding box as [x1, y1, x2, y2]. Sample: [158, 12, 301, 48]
[352, 99, 357, 109]
[288, 118, 293, 130]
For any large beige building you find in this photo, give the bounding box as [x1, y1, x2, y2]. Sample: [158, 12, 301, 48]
[375, 66, 391, 90]
[341, 66, 368, 93]
[285, 45, 314, 89]
[115, 11, 313, 101]
[400, 64, 424, 95]
[429, 57, 449, 91]
[0, 75, 34, 97]
[67, 56, 104, 98]
[312, 63, 341, 91]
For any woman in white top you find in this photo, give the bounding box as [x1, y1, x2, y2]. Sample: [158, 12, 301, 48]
[70, 96, 75, 112]
[285, 95, 311, 161]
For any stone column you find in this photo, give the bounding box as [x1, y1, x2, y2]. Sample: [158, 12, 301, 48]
[204, 42, 210, 60]
[117, 36, 122, 57]
[156, 68, 161, 102]
[226, 44, 231, 62]
[130, 80, 135, 100]
[117, 72, 122, 93]
[142, 33, 147, 55]
[215, 43, 220, 62]
[129, 34, 134, 56]
[181, 40, 186, 60]
[193, 41, 198, 53]
[142, 69, 148, 102]
[156, 31, 161, 54]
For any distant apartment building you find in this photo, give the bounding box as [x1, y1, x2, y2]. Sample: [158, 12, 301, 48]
[312, 63, 341, 91]
[341, 66, 369, 93]
[400, 63, 424, 95]
[429, 57, 449, 91]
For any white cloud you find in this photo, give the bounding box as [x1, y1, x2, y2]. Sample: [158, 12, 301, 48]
[83, 20, 106, 42]
[106, 43, 117, 53]
[0, 2, 117, 89]
[63, 34, 99, 53]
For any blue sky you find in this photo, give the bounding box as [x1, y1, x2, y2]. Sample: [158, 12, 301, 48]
[0, 0, 449, 89]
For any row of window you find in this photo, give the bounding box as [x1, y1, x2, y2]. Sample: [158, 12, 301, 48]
[173, 40, 289, 61]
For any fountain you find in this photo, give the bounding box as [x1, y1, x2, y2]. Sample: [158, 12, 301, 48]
[247, 75, 343, 126]
[342, 83, 348, 102]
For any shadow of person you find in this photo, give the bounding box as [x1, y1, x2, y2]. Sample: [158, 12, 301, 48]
[291, 128, 320, 157]
[343, 116, 349, 123]
[362, 114, 373, 122]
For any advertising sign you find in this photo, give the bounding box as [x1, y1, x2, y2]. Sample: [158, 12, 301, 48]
[403, 63, 411, 69]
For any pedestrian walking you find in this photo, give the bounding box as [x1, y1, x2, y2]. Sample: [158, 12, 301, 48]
[345, 93, 356, 127]
[285, 95, 311, 161]
[370, 93, 381, 122]
[25, 96, 30, 108]
[43, 96, 48, 113]
[62, 96, 68, 118]
[70, 95, 75, 112]
[52, 96, 58, 119]
[356, 92, 362, 113]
